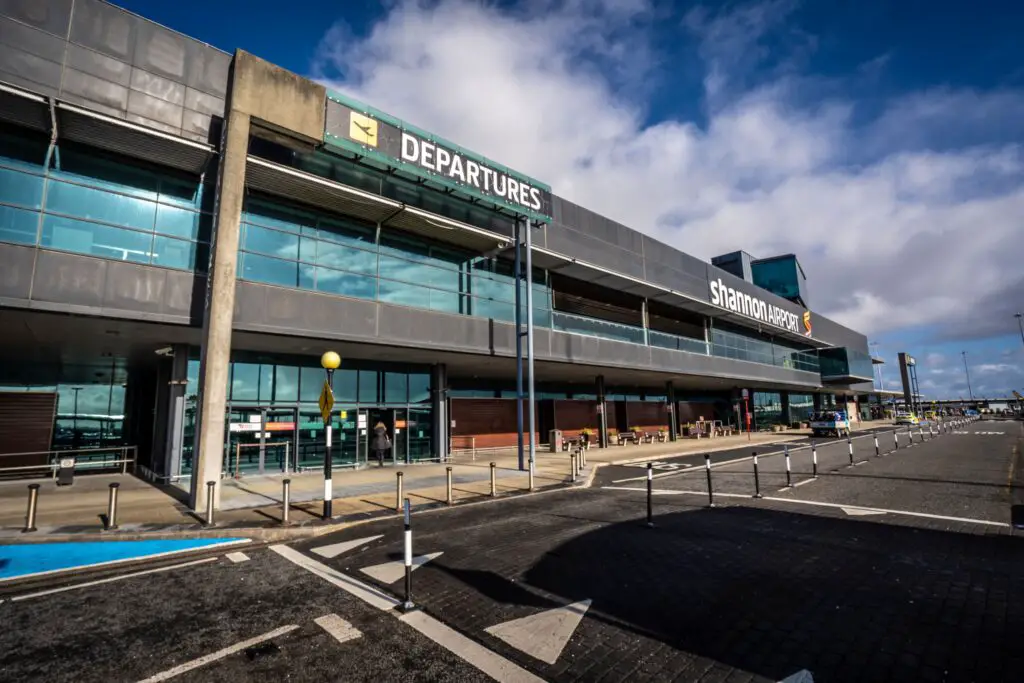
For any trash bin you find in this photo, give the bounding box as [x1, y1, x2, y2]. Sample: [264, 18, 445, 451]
[56, 455, 76, 486]
[549, 429, 563, 453]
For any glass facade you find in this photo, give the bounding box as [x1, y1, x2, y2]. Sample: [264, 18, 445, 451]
[238, 196, 552, 327]
[752, 391, 783, 429]
[179, 352, 432, 478]
[819, 347, 873, 380]
[711, 327, 820, 373]
[751, 255, 807, 306]
[788, 394, 814, 423]
[0, 129, 210, 271]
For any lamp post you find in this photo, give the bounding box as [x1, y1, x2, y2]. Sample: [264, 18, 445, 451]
[962, 351, 973, 403]
[1015, 313, 1024, 350]
[320, 351, 341, 519]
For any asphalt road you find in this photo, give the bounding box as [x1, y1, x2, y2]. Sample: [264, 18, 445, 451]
[0, 418, 1019, 683]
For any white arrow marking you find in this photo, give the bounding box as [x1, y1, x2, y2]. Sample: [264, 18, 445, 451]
[312, 535, 384, 559]
[841, 507, 886, 517]
[779, 669, 814, 682]
[484, 599, 591, 664]
[360, 552, 443, 584]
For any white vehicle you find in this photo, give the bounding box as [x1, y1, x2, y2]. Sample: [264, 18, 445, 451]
[809, 410, 851, 438]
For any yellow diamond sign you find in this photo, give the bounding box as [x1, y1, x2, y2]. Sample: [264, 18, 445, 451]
[318, 380, 335, 424]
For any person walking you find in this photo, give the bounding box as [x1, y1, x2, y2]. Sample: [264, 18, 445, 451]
[371, 421, 391, 467]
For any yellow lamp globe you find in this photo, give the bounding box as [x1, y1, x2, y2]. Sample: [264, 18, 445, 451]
[320, 351, 341, 370]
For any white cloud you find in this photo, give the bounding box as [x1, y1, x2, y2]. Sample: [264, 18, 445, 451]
[311, 0, 1024, 345]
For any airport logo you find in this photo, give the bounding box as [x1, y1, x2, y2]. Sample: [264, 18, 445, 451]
[349, 112, 378, 147]
[802, 311, 812, 337]
[709, 278, 802, 334]
[400, 132, 545, 212]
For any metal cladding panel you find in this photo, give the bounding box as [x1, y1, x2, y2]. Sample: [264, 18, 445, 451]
[65, 42, 131, 86]
[185, 41, 229, 99]
[0, 42, 63, 95]
[184, 87, 224, 117]
[69, 0, 136, 62]
[551, 196, 644, 254]
[31, 249, 107, 308]
[102, 259, 169, 314]
[129, 67, 186, 106]
[60, 66, 129, 112]
[0, 82, 49, 130]
[807, 314, 869, 353]
[1, 14, 67, 63]
[0, 242, 34, 300]
[545, 222, 646, 280]
[642, 259, 712, 302]
[378, 304, 492, 352]
[127, 87, 184, 130]
[163, 269, 198, 319]
[0, 0, 72, 37]
[0, 391, 56, 458]
[232, 282, 379, 341]
[132, 19, 189, 84]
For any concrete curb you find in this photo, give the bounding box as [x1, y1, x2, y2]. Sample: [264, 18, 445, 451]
[596, 436, 807, 467]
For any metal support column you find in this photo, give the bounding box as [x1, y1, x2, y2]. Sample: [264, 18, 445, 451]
[525, 218, 537, 477]
[597, 375, 608, 448]
[667, 382, 677, 442]
[514, 220, 525, 471]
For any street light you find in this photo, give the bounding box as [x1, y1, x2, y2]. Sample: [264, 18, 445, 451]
[962, 351, 973, 402]
[320, 350, 341, 519]
[1015, 313, 1024, 349]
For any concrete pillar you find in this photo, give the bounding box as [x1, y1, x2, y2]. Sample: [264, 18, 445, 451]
[666, 382, 677, 441]
[780, 392, 791, 427]
[190, 110, 250, 511]
[596, 375, 608, 448]
[431, 364, 448, 461]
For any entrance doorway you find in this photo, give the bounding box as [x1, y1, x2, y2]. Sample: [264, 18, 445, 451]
[225, 406, 296, 476]
[362, 407, 408, 466]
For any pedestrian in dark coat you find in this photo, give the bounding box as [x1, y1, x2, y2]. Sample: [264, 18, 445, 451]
[372, 422, 391, 467]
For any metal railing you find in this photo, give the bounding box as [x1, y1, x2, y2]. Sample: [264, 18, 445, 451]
[0, 445, 137, 479]
[449, 436, 477, 462]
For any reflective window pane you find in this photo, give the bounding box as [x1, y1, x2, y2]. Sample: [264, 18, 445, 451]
[316, 240, 377, 274]
[274, 365, 299, 402]
[47, 180, 157, 231]
[409, 373, 430, 404]
[0, 166, 45, 209]
[240, 252, 300, 287]
[384, 372, 408, 404]
[231, 363, 260, 401]
[0, 204, 39, 245]
[242, 223, 299, 260]
[152, 235, 195, 270]
[243, 199, 313, 234]
[378, 280, 430, 309]
[358, 370, 377, 403]
[315, 268, 376, 299]
[155, 203, 200, 240]
[41, 214, 152, 263]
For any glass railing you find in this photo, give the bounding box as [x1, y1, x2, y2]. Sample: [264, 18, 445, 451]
[552, 311, 646, 345]
[648, 330, 708, 355]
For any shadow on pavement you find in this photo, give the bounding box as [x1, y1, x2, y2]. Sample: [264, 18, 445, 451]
[476, 504, 1020, 682]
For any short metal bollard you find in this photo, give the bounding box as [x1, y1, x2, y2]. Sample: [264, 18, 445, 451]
[752, 452, 763, 498]
[580, 448, 587, 468]
[105, 482, 120, 531]
[570, 453, 577, 483]
[401, 498, 415, 612]
[23, 483, 40, 533]
[282, 478, 291, 525]
[784, 445, 792, 487]
[490, 462, 497, 497]
[396, 471, 404, 512]
[874, 434, 880, 457]
[205, 480, 216, 526]
[704, 454, 714, 507]
[811, 441, 818, 478]
[646, 463, 654, 528]
[445, 467, 453, 505]
[577, 447, 584, 474]
[847, 433, 854, 466]
[894, 430, 899, 451]
[528, 462, 535, 492]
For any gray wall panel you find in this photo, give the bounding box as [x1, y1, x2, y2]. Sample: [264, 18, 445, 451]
[65, 42, 130, 86]
[133, 20, 188, 83]
[302, 291, 377, 338]
[69, 0, 135, 62]
[163, 269, 197, 318]
[642, 260, 710, 302]
[180, 108, 213, 142]
[378, 304, 491, 351]
[61, 66, 129, 112]
[0, 242, 34, 299]
[185, 41, 229, 99]
[0, 15, 67, 63]
[129, 67, 185, 105]
[102, 260, 167, 314]
[807, 315, 869, 354]
[0, 0, 72, 38]
[127, 87, 183, 129]
[0, 43, 62, 94]
[31, 249, 107, 307]
[183, 87, 224, 116]
[545, 221, 646, 280]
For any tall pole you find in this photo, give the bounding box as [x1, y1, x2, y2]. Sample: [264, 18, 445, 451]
[320, 351, 340, 520]
[525, 218, 537, 476]
[71, 386, 83, 447]
[514, 220, 524, 471]
[962, 351, 973, 402]
[870, 342, 882, 390]
[1015, 313, 1024, 349]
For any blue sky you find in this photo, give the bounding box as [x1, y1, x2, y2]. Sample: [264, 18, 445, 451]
[115, 0, 1024, 399]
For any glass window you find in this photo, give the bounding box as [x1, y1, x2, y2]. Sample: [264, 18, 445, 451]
[299, 235, 317, 264]
[47, 180, 157, 231]
[318, 216, 375, 247]
[243, 199, 313, 235]
[41, 214, 152, 263]
[0, 166, 45, 209]
[409, 372, 430, 404]
[274, 365, 299, 402]
[240, 252, 300, 287]
[429, 289, 466, 314]
[152, 235, 195, 270]
[155, 204, 201, 240]
[0, 204, 39, 245]
[378, 280, 431, 309]
[384, 372, 408, 404]
[315, 268, 376, 299]
[53, 147, 159, 201]
[158, 177, 201, 208]
[333, 368, 358, 403]
[472, 297, 515, 322]
[230, 363, 261, 401]
[315, 239, 377, 274]
[358, 370, 378, 404]
[242, 223, 299, 260]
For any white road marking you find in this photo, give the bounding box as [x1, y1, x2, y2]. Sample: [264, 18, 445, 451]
[225, 552, 250, 563]
[11, 557, 218, 602]
[270, 545, 399, 611]
[841, 507, 886, 517]
[0, 538, 250, 585]
[270, 545, 543, 683]
[136, 624, 299, 682]
[484, 599, 591, 665]
[360, 552, 443, 585]
[792, 478, 816, 487]
[314, 613, 362, 644]
[399, 609, 545, 683]
[779, 669, 815, 682]
[601, 487, 1010, 527]
[311, 534, 383, 559]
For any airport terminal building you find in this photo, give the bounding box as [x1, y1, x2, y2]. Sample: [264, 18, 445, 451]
[0, 1, 876, 509]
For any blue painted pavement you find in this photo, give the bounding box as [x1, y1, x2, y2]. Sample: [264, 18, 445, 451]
[0, 538, 246, 580]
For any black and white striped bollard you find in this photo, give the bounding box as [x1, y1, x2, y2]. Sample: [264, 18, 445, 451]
[752, 452, 763, 498]
[874, 433, 880, 457]
[646, 462, 654, 528]
[401, 498, 414, 612]
[704, 453, 714, 507]
[893, 430, 899, 451]
[847, 432, 854, 466]
[811, 441, 818, 478]
[784, 445, 792, 487]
